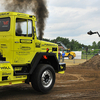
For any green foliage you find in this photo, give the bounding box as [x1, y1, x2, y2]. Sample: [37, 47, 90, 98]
[42, 38, 50, 42]
[43, 36, 100, 51]
[50, 37, 87, 51]
[82, 49, 100, 55]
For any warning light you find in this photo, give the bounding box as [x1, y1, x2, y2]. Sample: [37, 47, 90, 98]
[46, 48, 49, 52]
[43, 55, 48, 59]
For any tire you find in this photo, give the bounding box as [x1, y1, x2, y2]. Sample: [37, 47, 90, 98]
[31, 64, 55, 94]
[68, 55, 73, 59]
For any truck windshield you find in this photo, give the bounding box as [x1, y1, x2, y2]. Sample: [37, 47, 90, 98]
[0, 17, 10, 31]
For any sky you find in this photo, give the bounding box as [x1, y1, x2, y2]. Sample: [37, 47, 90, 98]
[0, 0, 100, 45]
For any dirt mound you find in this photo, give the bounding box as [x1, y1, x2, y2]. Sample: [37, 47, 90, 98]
[79, 55, 100, 69]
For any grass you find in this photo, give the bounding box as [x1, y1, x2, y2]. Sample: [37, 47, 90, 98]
[82, 54, 94, 60]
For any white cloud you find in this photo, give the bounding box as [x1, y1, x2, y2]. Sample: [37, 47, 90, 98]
[67, 34, 100, 45]
[44, 0, 100, 45]
[44, 31, 100, 46]
[1, 0, 100, 45]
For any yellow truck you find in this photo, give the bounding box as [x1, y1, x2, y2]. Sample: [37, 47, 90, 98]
[0, 12, 66, 93]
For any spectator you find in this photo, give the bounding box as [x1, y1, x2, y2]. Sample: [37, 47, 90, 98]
[62, 51, 65, 62]
[58, 50, 61, 62]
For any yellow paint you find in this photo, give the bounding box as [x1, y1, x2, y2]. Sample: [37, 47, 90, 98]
[58, 71, 65, 74]
[60, 66, 64, 69]
[14, 67, 23, 71]
[0, 62, 27, 86]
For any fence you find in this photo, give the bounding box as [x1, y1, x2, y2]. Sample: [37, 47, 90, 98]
[82, 53, 98, 60]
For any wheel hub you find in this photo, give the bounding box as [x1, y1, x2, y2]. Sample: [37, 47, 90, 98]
[41, 70, 53, 88]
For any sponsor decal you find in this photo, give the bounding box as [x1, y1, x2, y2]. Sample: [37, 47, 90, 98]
[14, 67, 22, 71]
[20, 46, 31, 50]
[20, 39, 32, 43]
[52, 48, 57, 51]
[0, 66, 10, 70]
[42, 44, 56, 46]
[1, 44, 7, 48]
[0, 13, 9, 16]
[16, 76, 22, 78]
[60, 66, 64, 69]
[35, 43, 40, 48]
[15, 41, 19, 43]
[16, 52, 30, 55]
[16, 76, 26, 78]
[3, 21, 9, 25]
[2, 72, 11, 75]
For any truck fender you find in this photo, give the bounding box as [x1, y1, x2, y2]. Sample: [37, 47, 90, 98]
[29, 52, 60, 74]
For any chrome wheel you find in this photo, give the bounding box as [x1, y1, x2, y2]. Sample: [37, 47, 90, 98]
[41, 70, 53, 88]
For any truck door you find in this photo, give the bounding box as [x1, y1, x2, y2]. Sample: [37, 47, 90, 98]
[13, 17, 35, 64]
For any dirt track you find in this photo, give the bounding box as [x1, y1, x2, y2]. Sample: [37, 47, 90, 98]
[0, 58, 100, 100]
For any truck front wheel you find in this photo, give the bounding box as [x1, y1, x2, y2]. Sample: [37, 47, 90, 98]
[31, 64, 55, 93]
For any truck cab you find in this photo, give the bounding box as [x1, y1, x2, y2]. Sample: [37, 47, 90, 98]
[0, 12, 58, 65]
[0, 12, 66, 93]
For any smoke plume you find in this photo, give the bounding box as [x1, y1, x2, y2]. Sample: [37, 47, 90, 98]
[3, 0, 48, 40]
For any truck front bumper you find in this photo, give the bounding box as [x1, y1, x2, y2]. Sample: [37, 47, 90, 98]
[58, 63, 66, 74]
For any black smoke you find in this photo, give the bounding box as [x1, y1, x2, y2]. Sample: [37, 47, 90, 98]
[3, 0, 48, 40]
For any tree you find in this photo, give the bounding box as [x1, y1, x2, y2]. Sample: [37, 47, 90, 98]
[48, 36, 98, 51]
[70, 39, 75, 50]
[92, 41, 97, 49]
[97, 41, 100, 49]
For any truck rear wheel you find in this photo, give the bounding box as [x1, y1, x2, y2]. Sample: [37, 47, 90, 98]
[31, 64, 55, 93]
